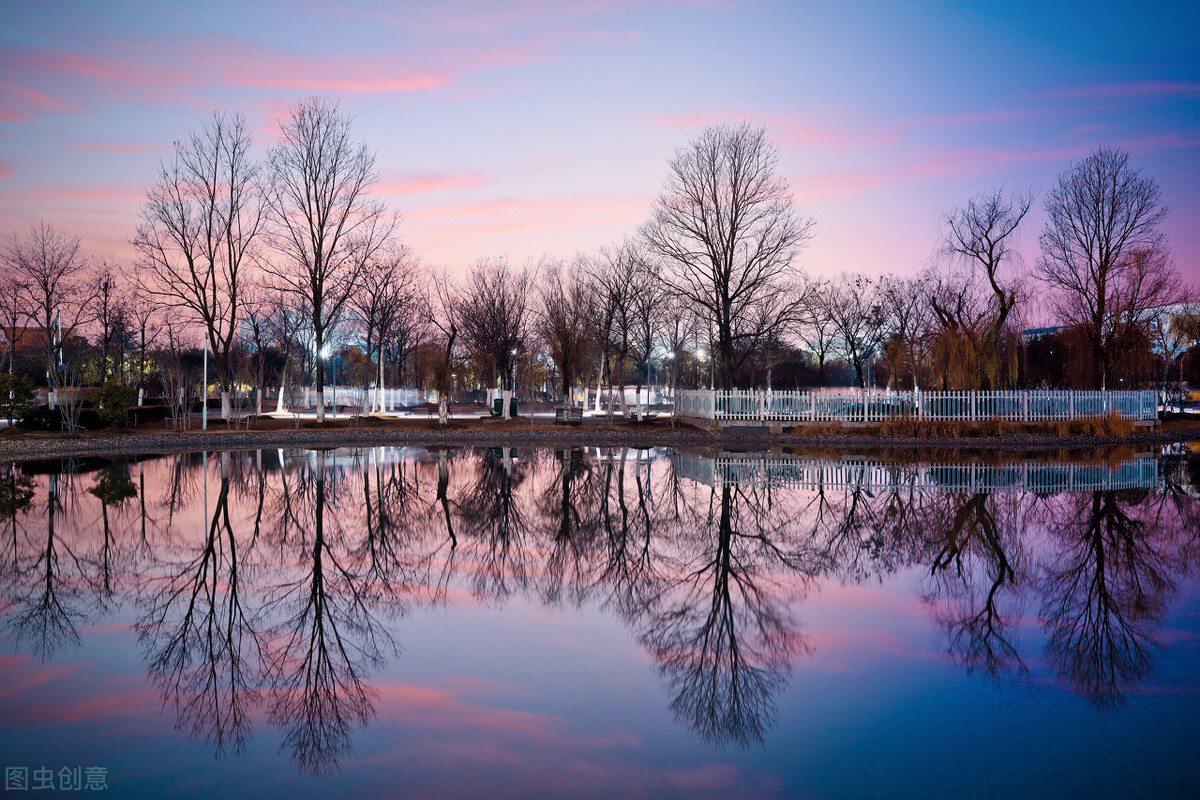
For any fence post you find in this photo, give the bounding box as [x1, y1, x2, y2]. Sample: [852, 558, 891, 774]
[1068, 391, 1075, 420]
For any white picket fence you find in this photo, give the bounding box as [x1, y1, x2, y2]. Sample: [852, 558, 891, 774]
[674, 388, 1159, 424]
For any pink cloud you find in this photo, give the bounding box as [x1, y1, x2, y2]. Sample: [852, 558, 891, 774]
[376, 171, 489, 195]
[0, 76, 79, 121]
[233, 67, 448, 94]
[2, 48, 190, 90]
[0, 162, 10, 180]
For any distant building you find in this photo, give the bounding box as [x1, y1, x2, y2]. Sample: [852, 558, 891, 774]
[1020, 325, 1062, 344]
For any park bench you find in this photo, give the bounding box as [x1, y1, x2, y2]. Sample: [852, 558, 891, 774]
[555, 406, 584, 424]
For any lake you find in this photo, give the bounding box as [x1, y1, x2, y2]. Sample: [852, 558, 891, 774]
[2, 446, 1198, 799]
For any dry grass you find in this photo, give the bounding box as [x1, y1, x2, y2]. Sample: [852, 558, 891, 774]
[876, 412, 1136, 440]
[788, 421, 845, 435]
[1047, 412, 1135, 438]
[877, 418, 967, 438]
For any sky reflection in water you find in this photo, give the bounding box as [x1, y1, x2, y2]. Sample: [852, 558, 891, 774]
[1, 447, 1199, 799]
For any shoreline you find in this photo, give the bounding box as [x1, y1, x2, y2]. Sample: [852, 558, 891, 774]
[2, 422, 1198, 461]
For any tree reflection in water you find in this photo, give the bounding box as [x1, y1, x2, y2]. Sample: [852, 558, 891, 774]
[1038, 488, 1185, 709]
[0, 447, 1197, 769]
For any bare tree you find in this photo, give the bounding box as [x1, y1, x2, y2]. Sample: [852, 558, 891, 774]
[589, 242, 637, 418]
[134, 111, 265, 418]
[93, 260, 129, 383]
[642, 123, 814, 389]
[932, 187, 1031, 389]
[1037, 146, 1183, 388]
[264, 96, 394, 423]
[628, 250, 669, 419]
[241, 292, 273, 416]
[1149, 299, 1199, 410]
[660, 296, 698, 395]
[350, 242, 415, 413]
[879, 274, 933, 390]
[422, 270, 460, 426]
[456, 258, 535, 417]
[2, 221, 91, 415]
[127, 291, 161, 405]
[266, 293, 307, 414]
[537, 257, 597, 408]
[0, 269, 29, 374]
[797, 280, 838, 387]
[158, 316, 200, 430]
[828, 274, 886, 388]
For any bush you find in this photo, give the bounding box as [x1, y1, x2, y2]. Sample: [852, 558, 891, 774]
[95, 380, 137, 427]
[0, 374, 36, 426]
[19, 405, 60, 431]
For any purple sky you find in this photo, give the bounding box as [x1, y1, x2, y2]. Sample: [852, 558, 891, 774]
[2, 0, 1197, 296]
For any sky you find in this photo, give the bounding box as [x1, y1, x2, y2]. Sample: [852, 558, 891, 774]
[1, 0, 1198, 291]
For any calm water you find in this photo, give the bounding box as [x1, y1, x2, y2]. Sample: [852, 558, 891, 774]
[1, 446, 1199, 799]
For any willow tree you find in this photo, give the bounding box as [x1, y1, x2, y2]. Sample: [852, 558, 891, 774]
[643, 123, 813, 389]
[931, 187, 1031, 389]
[264, 96, 394, 422]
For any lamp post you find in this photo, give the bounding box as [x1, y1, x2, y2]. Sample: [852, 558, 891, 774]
[202, 336, 207, 431]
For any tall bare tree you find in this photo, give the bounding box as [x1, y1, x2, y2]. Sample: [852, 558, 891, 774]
[643, 123, 814, 389]
[1037, 146, 1182, 388]
[134, 111, 265, 418]
[264, 96, 395, 423]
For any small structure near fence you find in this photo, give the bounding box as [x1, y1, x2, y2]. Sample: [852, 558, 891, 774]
[672, 388, 1159, 431]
